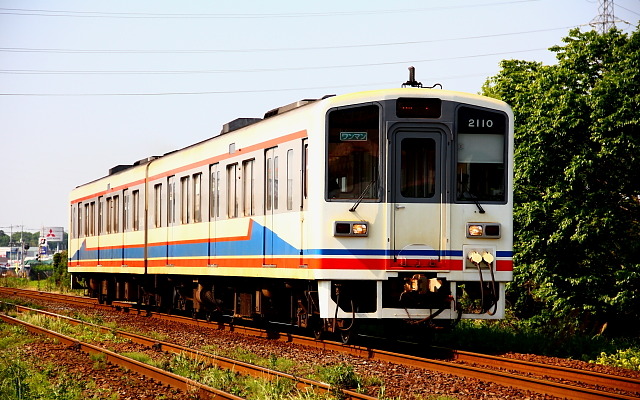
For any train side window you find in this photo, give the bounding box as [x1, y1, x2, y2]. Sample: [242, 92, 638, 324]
[180, 176, 191, 224]
[113, 195, 120, 233]
[209, 164, 220, 220]
[274, 155, 279, 210]
[154, 184, 162, 228]
[84, 203, 90, 237]
[90, 201, 96, 236]
[132, 190, 140, 230]
[168, 177, 176, 226]
[106, 197, 112, 233]
[78, 202, 83, 237]
[98, 196, 104, 234]
[303, 141, 308, 205]
[193, 173, 202, 223]
[243, 159, 255, 216]
[123, 189, 129, 231]
[70, 205, 76, 239]
[266, 154, 273, 211]
[227, 163, 238, 218]
[286, 149, 293, 210]
[326, 104, 380, 201]
[266, 149, 279, 211]
[107, 196, 120, 233]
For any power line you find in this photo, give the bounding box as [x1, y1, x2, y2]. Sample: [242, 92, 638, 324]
[0, 1, 539, 19]
[0, 71, 495, 97]
[0, 48, 547, 76]
[0, 26, 576, 55]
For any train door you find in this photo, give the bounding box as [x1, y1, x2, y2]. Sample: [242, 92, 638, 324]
[264, 147, 278, 266]
[391, 130, 443, 264]
[167, 175, 177, 265]
[208, 164, 220, 266]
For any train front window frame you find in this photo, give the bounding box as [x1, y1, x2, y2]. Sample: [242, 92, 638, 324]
[326, 103, 381, 202]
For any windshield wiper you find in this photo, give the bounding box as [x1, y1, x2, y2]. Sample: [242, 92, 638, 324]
[350, 179, 376, 212]
[463, 191, 485, 214]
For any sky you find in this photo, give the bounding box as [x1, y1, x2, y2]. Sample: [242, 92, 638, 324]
[0, 0, 638, 234]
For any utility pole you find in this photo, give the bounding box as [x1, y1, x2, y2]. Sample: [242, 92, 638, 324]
[590, 0, 616, 33]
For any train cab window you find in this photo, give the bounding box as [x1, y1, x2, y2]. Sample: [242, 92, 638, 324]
[456, 106, 507, 202]
[326, 104, 380, 201]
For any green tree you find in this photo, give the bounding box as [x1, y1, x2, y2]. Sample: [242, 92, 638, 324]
[483, 27, 640, 335]
[52, 250, 70, 289]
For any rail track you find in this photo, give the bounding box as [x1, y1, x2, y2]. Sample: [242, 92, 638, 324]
[0, 301, 377, 400]
[1, 286, 639, 400]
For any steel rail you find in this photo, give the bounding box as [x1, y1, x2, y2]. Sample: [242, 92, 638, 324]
[4, 302, 376, 400]
[448, 349, 640, 393]
[2, 287, 638, 400]
[0, 313, 243, 400]
[143, 311, 640, 399]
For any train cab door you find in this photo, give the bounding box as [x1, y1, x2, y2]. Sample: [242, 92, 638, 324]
[264, 147, 277, 266]
[391, 130, 444, 266]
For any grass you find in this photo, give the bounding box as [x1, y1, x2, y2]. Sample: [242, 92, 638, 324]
[0, 323, 118, 400]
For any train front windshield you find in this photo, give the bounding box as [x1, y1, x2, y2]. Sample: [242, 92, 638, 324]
[326, 104, 380, 201]
[455, 106, 508, 203]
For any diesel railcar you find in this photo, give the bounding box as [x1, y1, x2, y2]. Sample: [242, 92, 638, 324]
[69, 86, 513, 341]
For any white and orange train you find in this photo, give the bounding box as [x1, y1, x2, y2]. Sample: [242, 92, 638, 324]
[69, 86, 513, 341]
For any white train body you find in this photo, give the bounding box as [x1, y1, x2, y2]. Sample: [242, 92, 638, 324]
[69, 88, 513, 337]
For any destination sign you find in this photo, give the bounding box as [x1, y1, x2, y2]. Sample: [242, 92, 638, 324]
[457, 106, 506, 134]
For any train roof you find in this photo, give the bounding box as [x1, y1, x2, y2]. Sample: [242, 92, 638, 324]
[72, 87, 510, 192]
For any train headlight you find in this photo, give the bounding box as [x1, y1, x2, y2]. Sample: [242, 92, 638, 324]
[466, 223, 501, 238]
[467, 224, 483, 237]
[334, 221, 369, 237]
[352, 223, 368, 235]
